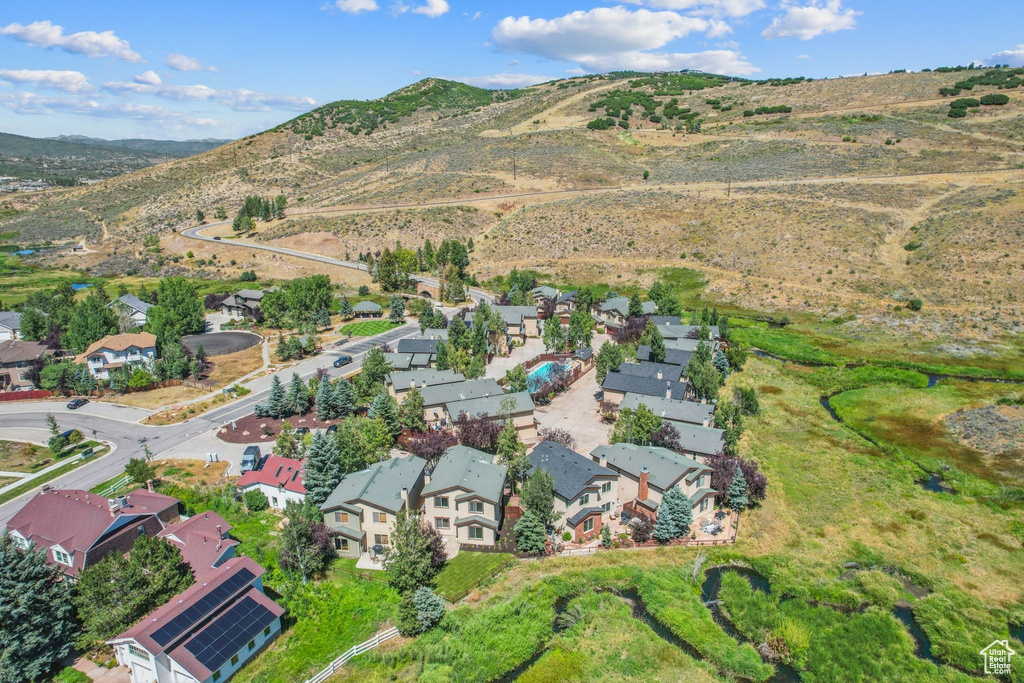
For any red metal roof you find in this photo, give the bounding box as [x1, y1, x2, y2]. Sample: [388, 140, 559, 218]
[236, 455, 306, 495]
[158, 511, 239, 581]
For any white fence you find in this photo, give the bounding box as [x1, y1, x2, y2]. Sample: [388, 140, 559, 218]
[305, 627, 400, 683]
[98, 474, 132, 497]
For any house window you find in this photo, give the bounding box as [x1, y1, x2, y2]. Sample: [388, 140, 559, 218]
[700, 498, 709, 512]
[697, 475, 705, 488]
[579, 493, 590, 505]
[248, 639, 255, 651]
[128, 644, 150, 660]
[601, 502, 611, 512]
[212, 671, 221, 682]
[468, 501, 484, 514]
[231, 654, 239, 666]
[52, 549, 70, 565]
[434, 496, 449, 509]
[271, 497, 279, 507]
[601, 482, 612, 494]
[468, 526, 484, 540]
[334, 511, 349, 524]
[334, 538, 349, 552]
[582, 518, 595, 533]
[372, 512, 387, 524]
[374, 534, 389, 546]
[264, 626, 271, 637]
[434, 518, 450, 530]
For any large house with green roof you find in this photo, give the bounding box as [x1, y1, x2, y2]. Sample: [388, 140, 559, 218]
[320, 455, 427, 558]
[422, 446, 508, 546]
[590, 443, 716, 520]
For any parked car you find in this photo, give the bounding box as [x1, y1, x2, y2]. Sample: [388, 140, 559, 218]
[213, 236, 222, 241]
[295, 427, 310, 436]
[240, 446, 261, 474]
[333, 355, 353, 368]
[67, 398, 88, 410]
[325, 424, 338, 434]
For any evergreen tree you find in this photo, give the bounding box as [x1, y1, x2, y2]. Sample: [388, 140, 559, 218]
[662, 486, 693, 538]
[628, 291, 644, 318]
[520, 469, 559, 528]
[267, 374, 288, 418]
[399, 386, 427, 432]
[470, 323, 487, 358]
[360, 346, 393, 397]
[413, 585, 445, 632]
[727, 468, 749, 511]
[316, 379, 336, 421]
[448, 317, 467, 350]
[0, 535, 75, 680]
[495, 420, 528, 487]
[649, 281, 665, 302]
[286, 372, 311, 415]
[653, 497, 679, 543]
[313, 308, 332, 329]
[338, 295, 354, 320]
[332, 378, 357, 416]
[381, 510, 447, 594]
[713, 349, 730, 378]
[369, 392, 401, 437]
[303, 431, 342, 506]
[513, 510, 548, 554]
[647, 322, 667, 363]
[434, 341, 451, 371]
[389, 295, 405, 324]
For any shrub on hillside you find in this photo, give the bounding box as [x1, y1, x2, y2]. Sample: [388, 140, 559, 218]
[980, 93, 1010, 105]
[586, 118, 615, 130]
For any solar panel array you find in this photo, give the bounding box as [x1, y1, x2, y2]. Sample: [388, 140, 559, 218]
[183, 596, 276, 671]
[151, 568, 255, 647]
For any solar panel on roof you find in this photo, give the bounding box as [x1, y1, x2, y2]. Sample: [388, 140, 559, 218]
[151, 568, 255, 647]
[183, 595, 276, 670]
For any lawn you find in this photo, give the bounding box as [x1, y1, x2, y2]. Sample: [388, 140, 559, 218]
[0, 440, 55, 473]
[434, 551, 515, 602]
[338, 319, 400, 337]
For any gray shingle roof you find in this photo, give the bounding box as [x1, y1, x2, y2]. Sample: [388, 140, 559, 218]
[420, 378, 501, 408]
[494, 306, 538, 325]
[454, 515, 498, 529]
[396, 338, 439, 355]
[353, 300, 382, 312]
[597, 298, 656, 317]
[566, 506, 604, 527]
[616, 361, 682, 382]
[320, 455, 426, 514]
[419, 328, 449, 340]
[651, 316, 682, 326]
[386, 369, 464, 391]
[619, 393, 714, 426]
[590, 443, 708, 491]
[659, 325, 719, 340]
[0, 311, 22, 331]
[423, 446, 506, 504]
[528, 441, 616, 502]
[531, 286, 559, 300]
[382, 353, 413, 370]
[674, 424, 727, 457]
[601, 372, 689, 400]
[113, 294, 153, 314]
[445, 391, 534, 419]
[636, 345, 692, 367]
[556, 290, 577, 304]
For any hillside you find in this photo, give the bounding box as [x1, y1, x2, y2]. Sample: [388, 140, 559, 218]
[48, 135, 231, 157]
[3, 69, 1023, 334]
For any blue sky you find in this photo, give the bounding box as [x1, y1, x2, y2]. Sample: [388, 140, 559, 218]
[1, 1, 1020, 140]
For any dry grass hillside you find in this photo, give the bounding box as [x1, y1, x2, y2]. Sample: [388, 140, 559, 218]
[4, 70, 1024, 334]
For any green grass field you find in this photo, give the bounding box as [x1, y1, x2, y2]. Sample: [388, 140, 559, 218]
[435, 551, 515, 602]
[338, 319, 400, 337]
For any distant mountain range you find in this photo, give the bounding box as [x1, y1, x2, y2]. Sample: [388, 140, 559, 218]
[47, 135, 232, 157]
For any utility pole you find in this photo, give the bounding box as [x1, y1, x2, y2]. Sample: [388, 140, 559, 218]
[512, 137, 517, 182]
[727, 168, 731, 197]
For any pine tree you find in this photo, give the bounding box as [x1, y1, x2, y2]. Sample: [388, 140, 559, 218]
[389, 295, 405, 324]
[286, 372, 311, 416]
[513, 510, 548, 554]
[303, 431, 342, 506]
[268, 375, 288, 418]
[713, 349, 730, 378]
[370, 392, 401, 437]
[727, 468, 749, 511]
[628, 291, 644, 318]
[662, 486, 693, 538]
[495, 420, 528, 486]
[338, 295, 354, 320]
[314, 308, 332, 329]
[413, 585, 446, 632]
[316, 379, 336, 421]
[652, 498, 678, 543]
[0, 535, 75, 680]
[399, 386, 427, 432]
[332, 378, 357, 416]
[448, 317, 467, 350]
[648, 323, 667, 363]
[434, 341, 451, 371]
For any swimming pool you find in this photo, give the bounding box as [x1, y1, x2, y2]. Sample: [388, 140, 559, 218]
[527, 361, 569, 392]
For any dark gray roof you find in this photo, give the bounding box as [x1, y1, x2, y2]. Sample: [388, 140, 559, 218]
[353, 300, 382, 312]
[528, 441, 616, 502]
[423, 446, 506, 503]
[382, 353, 413, 370]
[675, 424, 727, 457]
[659, 325, 720, 341]
[0, 311, 22, 331]
[320, 455, 426, 514]
[651, 316, 682, 326]
[566, 507, 604, 527]
[113, 294, 153, 314]
[396, 338, 439, 355]
[591, 443, 708, 491]
[419, 328, 449, 340]
[574, 347, 593, 361]
[556, 290, 577, 304]
[421, 378, 501, 408]
[445, 391, 534, 419]
[619, 393, 713, 426]
[598, 297, 657, 317]
[636, 345, 692, 367]
[601, 372, 689, 400]
[494, 306, 538, 325]
[386, 369, 464, 391]
[531, 286, 559, 300]
[616, 361, 682, 382]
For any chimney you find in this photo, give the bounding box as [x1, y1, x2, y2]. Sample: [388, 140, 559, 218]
[424, 472, 431, 485]
[638, 467, 650, 502]
[400, 486, 409, 506]
[599, 455, 608, 469]
[110, 504, 120, 517]
[146, 479, 154, 492]
[665, 383, 672, 399]
[657, 370, 663, 380]
[216, 524, 222, 537]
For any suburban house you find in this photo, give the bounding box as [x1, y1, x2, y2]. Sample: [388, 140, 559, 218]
[386, 369, 465, 404]
[494, 305, 540, 341]
[421, 446, 507, 547]
[591, 443, 716, 519]
[0, 311, 22, 341]
[527, 441, 618, 543]
[619, 393, 715, 427]
[382, 352, 431, 372]
[75, 332, 158, 380]
[594, 297, 657, 329]
[0, 339, 48, 390]
[157, 511, 239, 581]
[601, 367, 690, 406]
[445, 390, 537, 441]
[395, 338, 440, 367]
[235, 455, 306, 510]
[352, 301, 382, 318]
[419, 328, 449, 341]
[420, 377, 502, 426]
[674, 424, 728, 460]
[553, 291, 577, 324]
[320, 454, 427, 558]
[220, 288, 276, 319]
[530, 285, 559, 304]
[108, 294, 153, 328]
[660, 324, 720, 341]
[616, 361, 684, 382]
[636, 344, 693, 367]
[109, 557, 284, 683]
[5, 486, 180, 579]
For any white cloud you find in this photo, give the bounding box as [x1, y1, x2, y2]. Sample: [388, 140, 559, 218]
[987, 45, 1024, 67]
[0, 20, 141, 62]
[566, 67, 588, 75]
[507, 59, 520, 66]
[459, 73, 555, 88]
[492, 7, 757, 75]
[465, 11, 482, 21]
[0, 91, 218, 127]
[102, 80, 316, 112]
[761, 1, 859, 41]
[0, 69, 92, 93]
[133, 70, 162, 85]
[796, 53, 811, 59]
[165, 53, 217, 72]
[622, 0, 766, 18]
[394, 0, 450, 17]
[331, 0, 379, 13]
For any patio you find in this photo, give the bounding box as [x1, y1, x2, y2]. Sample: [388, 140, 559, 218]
[553, 506, 738, 553]
[355, 534, 461, 571]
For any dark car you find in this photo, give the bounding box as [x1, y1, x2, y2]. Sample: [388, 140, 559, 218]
[295, 427, 310, 436]
[240, 446, 261, 474]
[67, 398, 88, 409]
[325, 424, 338, 434]
[213, 236, 222, 240]
[333, 355, 353, 368]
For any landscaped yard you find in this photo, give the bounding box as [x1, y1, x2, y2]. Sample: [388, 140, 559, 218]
[435, 551, 515, 602]
[0, 440, 55, 473]
[338, 319, 400, 337]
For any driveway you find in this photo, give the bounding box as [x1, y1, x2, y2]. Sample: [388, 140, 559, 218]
[486, 337, 546, 380]
[533, 365, 608, 455]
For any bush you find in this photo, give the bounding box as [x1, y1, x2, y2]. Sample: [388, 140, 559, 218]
[980, 93, 1010, 105]
[586, 117, 615, 130]
[358, 285, 370, 296]
[907, 298, 923, 311]
[561, 531, 572, 542]
[743, 110, 755, 117]
[949, 98, 980, 109]
[244, 489, 269, 511]
[947, 107, 967, 118]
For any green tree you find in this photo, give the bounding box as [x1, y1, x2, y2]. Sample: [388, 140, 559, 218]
[19, 307, 48, 342]
[542, 318, 568, 353]
[266, 374, 288, 418]
[359, 346, 393, 399]
[275, 421, 301, 459]
[46, 413, 68, 453]
[338, 295, 354, 320]
[448, 317, 468, 351]
[399, 386, 427, 432]
[358, 417, 395, 462]
[434, 340, 451, 371]
[513, 510, 548, 554]
[274, 194, 287, 219]
[610, 404, 662, 446]
[465, 354, 485, 380]
[645, 321, 666, 363]
[505, 365, 529, 392]
[369, 392, 402, 438]
[375, 245, 418, 292]
[382, 510, 447, 594]
[595, 341, 625, 384]
[0, 535, 75, 680]
[125, 457, 156, 484]
[412, 585, 445, 632]
[652, 496, 679, 543]
[660, 486, 693, 539]
[65, 290, 117, 353]
[333, 419, 368, 474]
[244, 489, 269, 511]
[303, 431, 342, 506]
[146, 277, 204, 352]
[313, 308, 332, 329]
[389, 295, 405, 324]
[687, 357, 721, 403]
[195, 208, 205, 224]
[601, 523, 612, 548]
[332, 378, 357, 417]
[279, 502, 333, 584]
[649, 281, 665, 302]
[286, 372, 311, 415]
[521, 469, 560, 529]
[727, 468, 749, 511]
[628, 291, 644, 318]
[316, 379, 336, 421]
[567, 308, 594, 349]
[495, 420, 528, 487]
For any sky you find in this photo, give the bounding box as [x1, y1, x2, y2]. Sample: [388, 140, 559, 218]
[0, 1, 1020, 140]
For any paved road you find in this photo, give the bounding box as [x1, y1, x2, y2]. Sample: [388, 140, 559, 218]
[0, 323, 419, 526]
[181, 223, 495, 304]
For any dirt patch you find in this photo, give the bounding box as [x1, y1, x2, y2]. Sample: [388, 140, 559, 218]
[155, 459, 232, 486]
[216, 412, 340, 444]
[946, 404, 1024, 455]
